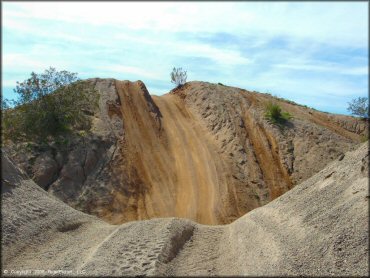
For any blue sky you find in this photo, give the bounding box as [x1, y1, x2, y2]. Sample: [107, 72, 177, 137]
[2, 2, 368, 115]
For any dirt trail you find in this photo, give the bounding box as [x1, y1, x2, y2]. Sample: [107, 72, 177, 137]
[153, 95, 219, 224]
[113, 82, 235, 225]
[161, 225, 226, 276]
[152, 94, 238, 224]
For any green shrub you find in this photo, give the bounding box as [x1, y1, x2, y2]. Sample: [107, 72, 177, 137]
[265, 102, 292, 124]
[1, 67, 98, 143]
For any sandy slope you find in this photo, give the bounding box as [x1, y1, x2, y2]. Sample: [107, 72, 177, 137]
[2, 143, 368, 276]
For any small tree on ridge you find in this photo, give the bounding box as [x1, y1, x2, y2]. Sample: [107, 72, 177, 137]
[170, 67, 187, 88]
[347, 97, 368, 119]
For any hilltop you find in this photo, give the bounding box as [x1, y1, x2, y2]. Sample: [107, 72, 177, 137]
[4, 79, 367, 225]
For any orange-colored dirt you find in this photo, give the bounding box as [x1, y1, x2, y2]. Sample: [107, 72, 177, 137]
[112, 81, 238, 224]
[96, 80, 365, 225]
[10, 79, 365, 226]
[242, 111, 292, 199]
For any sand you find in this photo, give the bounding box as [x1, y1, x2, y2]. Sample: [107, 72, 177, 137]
[2, 142, 368, 276]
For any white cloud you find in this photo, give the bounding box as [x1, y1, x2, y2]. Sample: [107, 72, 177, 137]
[3, 2, 367, 47]
[170, 42, 252, 67]
[3, 53, 71, 73]
[251, 72, 366, 100]
[2, 2, 253, 31]
[274, 63, 368, 76]
[111, 33, 251, 66]
[342, 66, 368, 76]
[94, 65, 163, 80]
[3, 53, 50, 71]
[2, 2, 368, 115]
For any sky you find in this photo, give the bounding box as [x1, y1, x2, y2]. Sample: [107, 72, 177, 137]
[2, 1, 368, 115]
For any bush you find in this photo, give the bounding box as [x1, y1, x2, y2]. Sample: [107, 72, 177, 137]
[360, 134, 369, 143]
[347, 97, 368, 118]
[170, 67, 187, 88]
[265, 102, 292, 124]
[1, 67, 98, 143]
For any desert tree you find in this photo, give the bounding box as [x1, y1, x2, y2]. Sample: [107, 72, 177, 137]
[170, 67, 187, 88]
[347, 97, 368, 119]
[1, 67, 98, 143]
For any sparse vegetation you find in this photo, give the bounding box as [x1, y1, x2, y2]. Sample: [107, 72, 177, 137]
[170, 67, 187, 88]
[360, 134, 369, 143]
[1, 67, 98, 143]
[264, 102, 292, 125]
[347, 97, 368, 118]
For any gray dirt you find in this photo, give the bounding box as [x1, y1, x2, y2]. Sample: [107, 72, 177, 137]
[1, 142, 368, 276]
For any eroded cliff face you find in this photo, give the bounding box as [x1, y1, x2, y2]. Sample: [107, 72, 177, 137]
[5, 79, 368, 225]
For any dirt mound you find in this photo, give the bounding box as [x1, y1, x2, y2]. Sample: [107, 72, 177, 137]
[4, 79, 367, 225]
[2, 143, 368, 276]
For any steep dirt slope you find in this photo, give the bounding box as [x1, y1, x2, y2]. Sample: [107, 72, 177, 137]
[91, 81, 239, 224]
[2, 143, 368, 276]
[4, 79, 368, 225]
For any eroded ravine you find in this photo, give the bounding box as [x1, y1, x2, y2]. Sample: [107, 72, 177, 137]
[97, 80, 366, 225]
[114, 81, 238, 225]
[243, 110, 292, 199]
[6, 79, 367, 227]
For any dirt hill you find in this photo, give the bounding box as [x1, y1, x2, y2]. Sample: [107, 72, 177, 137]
[2, 142, 368, 276]
[4, 79, 368, 225]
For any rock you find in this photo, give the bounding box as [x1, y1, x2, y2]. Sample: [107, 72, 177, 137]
[32, 152, 58, 190]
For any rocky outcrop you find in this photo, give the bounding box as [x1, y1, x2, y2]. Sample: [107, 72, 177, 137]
[1, 143, 368, 276]
[4, 79, 368, 225]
